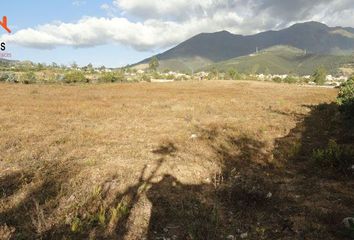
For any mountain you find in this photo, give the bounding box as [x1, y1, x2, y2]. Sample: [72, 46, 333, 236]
[134, 21, 354, 74]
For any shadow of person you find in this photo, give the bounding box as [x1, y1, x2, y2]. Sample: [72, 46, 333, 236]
[146, 174, 219, 240]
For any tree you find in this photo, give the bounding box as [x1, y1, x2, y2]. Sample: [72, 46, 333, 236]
[99, 65, 106, 71]
[149, 57, 159, 72]
[51, 62, 58, 69]
[312, 67, 327, 85]
[37, 63, 45, 71]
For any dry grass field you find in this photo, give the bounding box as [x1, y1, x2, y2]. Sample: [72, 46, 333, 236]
[0, 81, 353, 239]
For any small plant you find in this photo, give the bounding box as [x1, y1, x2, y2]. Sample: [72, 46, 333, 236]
[311, 140, 354, 174]
[71, 217, 82, 233]
[97, 207, 106, 226]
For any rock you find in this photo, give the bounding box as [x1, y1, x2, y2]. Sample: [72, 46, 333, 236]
[190, 134, 198, 139]
[240, 232, 248, 239]
[266, 192, 272, 199]
[226, 235, 235, 240]
[343, 217, 354, 229]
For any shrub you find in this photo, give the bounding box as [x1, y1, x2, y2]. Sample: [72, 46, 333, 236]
[283, 76, 297, 84]
[141, 74, 151, 82]
[272, 77, 282, 83]
[20, 71, 37, 84]
[165, 74, 175, 80]
[64, 71, 87, 83]
[337, 78, 354, 117]
[152, 71, 163, 79]
[226, 68, 240, 80]
[99, 72, 125, 83]
[311, 140, 354, 174]
[0, 72, 17, 82]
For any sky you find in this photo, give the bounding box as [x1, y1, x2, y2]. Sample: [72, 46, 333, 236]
[1, 0, 354, 67]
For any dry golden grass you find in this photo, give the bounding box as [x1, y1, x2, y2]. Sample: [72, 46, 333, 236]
[0, 81, 352, 239]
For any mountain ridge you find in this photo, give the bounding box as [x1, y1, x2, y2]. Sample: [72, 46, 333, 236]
[134, 21, 354, 74]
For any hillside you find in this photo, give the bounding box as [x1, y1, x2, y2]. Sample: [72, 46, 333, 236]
[203, 45, 354, 75]
[134, 21, 354, 74]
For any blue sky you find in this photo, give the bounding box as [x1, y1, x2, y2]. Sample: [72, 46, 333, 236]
[1, 0, 160, 67]
[1, 0, 354, 68]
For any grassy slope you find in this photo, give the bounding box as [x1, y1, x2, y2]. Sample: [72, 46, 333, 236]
[202, 45, 354, 75]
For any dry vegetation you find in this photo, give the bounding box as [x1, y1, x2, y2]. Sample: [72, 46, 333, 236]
[0, 81, 353, 239]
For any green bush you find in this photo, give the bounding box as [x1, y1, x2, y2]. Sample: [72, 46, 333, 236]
[283, 76, 297, 84]
[311, 140, 354, 174]
[226, 68, 240, 80]
[99, 72, 125, 83]
[141, 74, 151, 82]
[272, 77, 282, 83]
[165, 74, 175, 80]
[21, 71, 37, 84]
[64, 71, 87, 83]
[0, 72, 18, 82]
[337, 78, 354, 117]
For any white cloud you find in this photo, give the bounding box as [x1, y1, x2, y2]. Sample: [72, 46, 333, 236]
[72, 0, 86, 7]
[2, 0, 354, 51]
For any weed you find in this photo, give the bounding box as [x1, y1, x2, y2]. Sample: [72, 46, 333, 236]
[97, 206, 106, 226]
[71, 217, 82, 233]
[311, 140, 354, 174]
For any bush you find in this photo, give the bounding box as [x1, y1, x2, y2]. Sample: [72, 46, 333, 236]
[64, 71, 87, 83]
[226, 68, 240, 80]
[20, 71, 37, 84]
[272, 77, 282, 83]
[337, 78, 354, 117]
[141, 74, 151, 82]
[99, 72, 125, 83]
[165, 74, 175, 80]
[283, 76, 297, 84]
[0, 72, 17, 82]
[311, 140, 354, 174]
